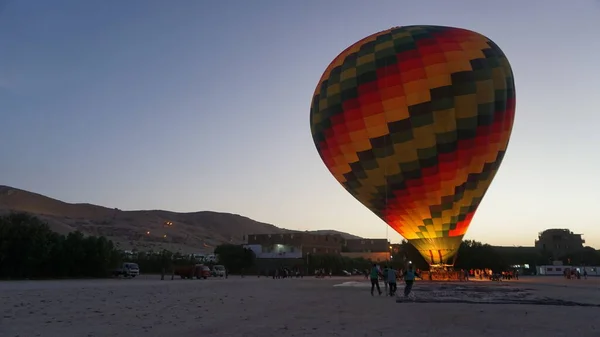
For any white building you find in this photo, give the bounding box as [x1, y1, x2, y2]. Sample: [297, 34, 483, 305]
[243, 244, 303, 259]
[536, 265, 600, 276]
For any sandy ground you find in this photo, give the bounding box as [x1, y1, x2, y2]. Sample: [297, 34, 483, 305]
[1, 275, 599, 337]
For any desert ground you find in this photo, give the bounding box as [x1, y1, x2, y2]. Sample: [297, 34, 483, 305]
[1, 275, 599, 337]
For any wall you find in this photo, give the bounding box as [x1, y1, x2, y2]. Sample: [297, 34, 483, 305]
[536, 265, 600, 276]
[341, 252, 391, 262]
[243, 244, 303, 259]
[247, 233, 343, 255]
[344, 239, 390, 253]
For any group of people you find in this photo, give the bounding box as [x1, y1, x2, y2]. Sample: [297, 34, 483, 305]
[463, 268, 519, 281]
[270, 267, 302, 278]
[564, 268, 587, 280]
[369, 263, 419, 298]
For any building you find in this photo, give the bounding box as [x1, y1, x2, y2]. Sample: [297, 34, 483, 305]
[340, 238, 392, 262]
[534, 229, 585, 259]
[536, 264, 599, 276]
[340, 252, 391, 262]
[245, 232, 344, 274]
[390, 243, 402, 255]
[344, 238, 391, 253]
[246, 232, 343, 256]
[243, 244, 302, 259]
[245, 233, 397, 263]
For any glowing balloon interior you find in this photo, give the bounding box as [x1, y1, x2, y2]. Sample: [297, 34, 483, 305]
[309, 26, 515, 266]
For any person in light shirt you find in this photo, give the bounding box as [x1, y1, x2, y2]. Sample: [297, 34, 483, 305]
[369, 264, 382, 296]
[402, 262, 420, 298]
[386, 266, 398, 296]
[382, 265, 389, 295]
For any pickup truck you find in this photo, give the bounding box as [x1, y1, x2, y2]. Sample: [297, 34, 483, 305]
[113, 262, 140, 278]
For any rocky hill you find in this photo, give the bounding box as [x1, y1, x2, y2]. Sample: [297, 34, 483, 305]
[0, 185, 361, 253]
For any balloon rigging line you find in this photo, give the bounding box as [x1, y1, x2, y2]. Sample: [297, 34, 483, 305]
[384, 60, 389, 243]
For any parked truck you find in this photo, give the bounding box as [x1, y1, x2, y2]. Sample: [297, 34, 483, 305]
[173, 264, 211, 279]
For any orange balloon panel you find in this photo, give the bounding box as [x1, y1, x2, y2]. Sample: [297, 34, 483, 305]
[310, 26, 515, 265]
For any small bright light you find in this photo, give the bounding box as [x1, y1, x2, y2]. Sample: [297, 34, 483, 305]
[163, 234, 167, 238]
[408, 261, 412, 264]
[146, 231, 150, 235]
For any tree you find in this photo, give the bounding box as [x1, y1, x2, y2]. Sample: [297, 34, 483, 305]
[0, 213, 121, 279]
[455, 240, 508, 271]
[214, 244, 255, 273]
[558, 247, 600, 266]
[305, 254, 371, 274]
[391, 240, 428, 270]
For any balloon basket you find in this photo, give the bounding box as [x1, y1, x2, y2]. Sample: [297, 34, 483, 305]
[429, 264, 454, 270]
[419, 269, 464, 282]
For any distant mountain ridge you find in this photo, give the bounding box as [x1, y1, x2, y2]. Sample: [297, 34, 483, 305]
[0, 185, 362, 253]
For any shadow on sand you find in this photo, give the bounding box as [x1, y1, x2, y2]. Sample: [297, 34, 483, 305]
[394, 283, 600, 307]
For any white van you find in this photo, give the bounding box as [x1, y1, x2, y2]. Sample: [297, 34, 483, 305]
[212, 265, 226, 277]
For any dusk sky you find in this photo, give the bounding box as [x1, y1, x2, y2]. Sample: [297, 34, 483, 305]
[1, 0, 599, 247]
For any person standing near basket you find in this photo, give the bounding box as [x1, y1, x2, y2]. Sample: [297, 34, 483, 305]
[402, 263, 420, 298]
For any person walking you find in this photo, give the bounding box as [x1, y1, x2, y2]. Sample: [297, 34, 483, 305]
[387, 266, 398, 296]
[382, 265, 389, 295]
[370, 263, 382, 296]
[402, 263, 419, 298]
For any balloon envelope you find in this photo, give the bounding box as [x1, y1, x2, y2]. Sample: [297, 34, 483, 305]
[309, 26, 515, 266]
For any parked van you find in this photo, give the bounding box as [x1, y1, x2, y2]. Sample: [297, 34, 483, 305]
[212, 265, 226, 277]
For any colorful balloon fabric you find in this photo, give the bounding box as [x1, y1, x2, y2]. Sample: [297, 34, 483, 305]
[310, 25, 515, 265]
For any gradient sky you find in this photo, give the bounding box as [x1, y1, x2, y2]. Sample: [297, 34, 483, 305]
[1, 0, 599, 247]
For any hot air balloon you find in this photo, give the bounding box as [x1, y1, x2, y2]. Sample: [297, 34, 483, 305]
[309, 26, 515, 267]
